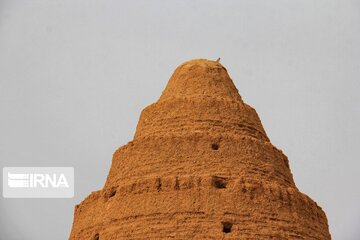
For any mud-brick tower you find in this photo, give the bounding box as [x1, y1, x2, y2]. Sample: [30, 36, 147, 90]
[70, 59, 330, 239]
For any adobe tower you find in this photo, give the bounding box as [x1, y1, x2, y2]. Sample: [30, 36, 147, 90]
[70, 59, 330, 239]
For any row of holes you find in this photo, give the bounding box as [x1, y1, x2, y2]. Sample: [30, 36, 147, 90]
[93, 222, 233, 239]
[106, 175, 227, 199]
[105, 143, 220, 200]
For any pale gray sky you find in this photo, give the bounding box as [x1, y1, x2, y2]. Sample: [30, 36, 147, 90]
[0, 1, 359, 239]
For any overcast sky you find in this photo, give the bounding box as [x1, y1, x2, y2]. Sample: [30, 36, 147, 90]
[0, 1, 359, 239]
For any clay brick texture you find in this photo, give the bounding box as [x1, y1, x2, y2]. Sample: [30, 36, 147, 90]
[70, 59, 331, 240]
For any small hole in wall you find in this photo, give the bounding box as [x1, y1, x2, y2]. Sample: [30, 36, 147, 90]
[156, 177, 162, 192]
[174, 176, 180, 190]
[93, 233, 99, 240]
[211, 143, 219, 150]
[109, 189, 116, 198]
[222, 222, 233, 233]
[104, 187, 117, 200]
[212, 176, 227, 189]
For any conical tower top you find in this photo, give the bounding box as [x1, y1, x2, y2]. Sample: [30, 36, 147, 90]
[70, 59, 330, 240]
[134, 59, 268, 142]
[159, 59, 242, 102]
